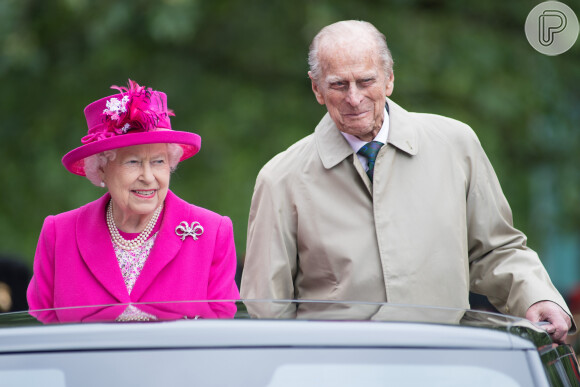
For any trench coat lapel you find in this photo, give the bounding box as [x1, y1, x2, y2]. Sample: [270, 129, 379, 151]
[314, 99, 419, 195]
[77, 193, 130, 303]
[385, 98, 419, 156]
[315, 113, 354, 170]
[129, 190, 185, 300]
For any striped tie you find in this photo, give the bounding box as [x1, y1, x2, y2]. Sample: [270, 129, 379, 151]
[357, 141, 384, 181]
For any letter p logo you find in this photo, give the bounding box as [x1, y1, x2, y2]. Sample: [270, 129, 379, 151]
[525, 1, 579, 55]
[540, 10, 567, 46]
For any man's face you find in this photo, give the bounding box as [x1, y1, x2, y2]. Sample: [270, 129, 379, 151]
[309, 42, 394, 142]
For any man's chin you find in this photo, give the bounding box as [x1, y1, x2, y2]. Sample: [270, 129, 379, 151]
[341, 124, 373, 136]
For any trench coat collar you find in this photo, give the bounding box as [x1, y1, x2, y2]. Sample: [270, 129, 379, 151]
[315, 98, 418, 169]
[76, 190, 186, 302]
[386, 98, 419, 156]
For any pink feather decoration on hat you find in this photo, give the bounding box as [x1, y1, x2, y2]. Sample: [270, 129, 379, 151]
[81, 79, 174, 144]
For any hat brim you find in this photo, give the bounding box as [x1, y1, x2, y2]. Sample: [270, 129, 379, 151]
[62, 130, 201, 176]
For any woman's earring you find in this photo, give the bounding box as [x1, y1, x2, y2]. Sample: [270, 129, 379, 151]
[100, 181, 105, 188]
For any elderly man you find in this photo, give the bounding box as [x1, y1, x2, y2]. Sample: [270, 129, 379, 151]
[240, 20, 573, 341]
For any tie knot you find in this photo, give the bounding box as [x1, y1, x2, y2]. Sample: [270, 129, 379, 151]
[357, 141, 384, 161]
[357, 141, 384, 182]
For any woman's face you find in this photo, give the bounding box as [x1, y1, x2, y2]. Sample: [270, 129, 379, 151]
[99, 143, 171, 220]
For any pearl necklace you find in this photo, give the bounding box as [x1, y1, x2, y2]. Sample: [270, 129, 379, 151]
[106, 200, 163, 250]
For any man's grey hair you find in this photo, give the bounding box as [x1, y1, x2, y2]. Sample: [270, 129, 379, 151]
[308, 20, 394, 83]
[84, 143, 184, 187]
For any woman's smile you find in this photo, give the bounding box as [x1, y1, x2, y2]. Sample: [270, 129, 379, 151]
[132, 189, 157, 199]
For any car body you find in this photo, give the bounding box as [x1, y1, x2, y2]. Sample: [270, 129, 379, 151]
[0, 301, 578, 387]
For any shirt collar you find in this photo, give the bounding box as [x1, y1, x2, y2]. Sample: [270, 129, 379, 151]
[340, 107, 389, 153]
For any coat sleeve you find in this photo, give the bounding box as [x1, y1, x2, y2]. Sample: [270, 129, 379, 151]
[207, 215, 240, 318]
[465, 134, 573, 322]
[240, 169, 298, 318]
[27, 216, 59, 322]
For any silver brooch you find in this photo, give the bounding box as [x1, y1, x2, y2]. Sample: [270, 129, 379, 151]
[175, 221, 204, 241]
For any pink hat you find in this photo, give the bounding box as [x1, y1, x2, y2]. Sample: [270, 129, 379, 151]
[62, 79, 201, 176]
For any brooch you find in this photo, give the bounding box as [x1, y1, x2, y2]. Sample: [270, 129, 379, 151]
[175, 221, 204, 241]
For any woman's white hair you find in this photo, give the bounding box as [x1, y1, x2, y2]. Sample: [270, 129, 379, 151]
[84, 143, 184, 187]
[308, 20, 394, 83]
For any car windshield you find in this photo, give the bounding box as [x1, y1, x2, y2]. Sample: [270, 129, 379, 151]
[0, 299, 552, 347]
[0, 301, 571, 387]
[0, 299, 535, 325]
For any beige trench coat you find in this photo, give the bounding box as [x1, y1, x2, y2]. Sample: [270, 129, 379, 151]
[241, 98, 570, 320]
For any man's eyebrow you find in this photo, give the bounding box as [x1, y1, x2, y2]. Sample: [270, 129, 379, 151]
[325, 76, 344, 84]
[325, 74, 377, 84]
[358, 73, 377, 80]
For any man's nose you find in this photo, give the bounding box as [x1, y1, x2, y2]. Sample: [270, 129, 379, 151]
[345, 84, 363, 106]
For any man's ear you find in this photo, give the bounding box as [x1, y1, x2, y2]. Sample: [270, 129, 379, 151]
[385, 72, 395, 97]
[308, 71, 326, 106]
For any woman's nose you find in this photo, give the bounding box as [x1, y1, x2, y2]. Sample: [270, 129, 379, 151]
[140, 163, 155, 182]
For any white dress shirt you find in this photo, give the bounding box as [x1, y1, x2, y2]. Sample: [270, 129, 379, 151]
[340, 108, 389, 171]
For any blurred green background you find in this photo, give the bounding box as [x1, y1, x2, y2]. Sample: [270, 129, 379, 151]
[1, 0, 579, 299]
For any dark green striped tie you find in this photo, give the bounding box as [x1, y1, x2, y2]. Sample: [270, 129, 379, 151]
[357, 141, 384, 181]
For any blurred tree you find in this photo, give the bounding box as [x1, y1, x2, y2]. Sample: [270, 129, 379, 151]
[0, 0, 578, 293]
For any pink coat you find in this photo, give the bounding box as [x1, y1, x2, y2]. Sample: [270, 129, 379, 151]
[27, 190, 240, 322]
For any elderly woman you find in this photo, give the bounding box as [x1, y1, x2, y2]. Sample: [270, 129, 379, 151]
[27, 80, 239, 322]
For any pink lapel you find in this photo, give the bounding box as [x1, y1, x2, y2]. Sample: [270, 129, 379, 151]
[76, 194, 130, 303]
[130, 190, 189, 300]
